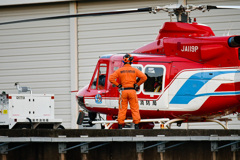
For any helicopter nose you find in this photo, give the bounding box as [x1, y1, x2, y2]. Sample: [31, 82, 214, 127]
[77, 96, 87, 110]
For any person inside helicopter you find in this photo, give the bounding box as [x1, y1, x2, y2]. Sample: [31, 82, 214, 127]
[91, 63, 107, 90]
[91, 74, 106, 90]
[98, 74, 106, 90]
[153, 76, 162, 92]
[143, 67, 163, 93]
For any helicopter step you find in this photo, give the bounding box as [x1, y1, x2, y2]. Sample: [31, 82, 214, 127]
[77, 111, 107, 129]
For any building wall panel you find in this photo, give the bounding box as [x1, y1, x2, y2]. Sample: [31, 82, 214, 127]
[0, 3, 72, 128]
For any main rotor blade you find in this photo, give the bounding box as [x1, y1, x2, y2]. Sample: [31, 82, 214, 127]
[0, 7, 152, 25]
[207, 5, 240, 10]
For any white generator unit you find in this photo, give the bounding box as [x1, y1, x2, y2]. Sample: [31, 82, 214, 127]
[0, 83, 63, 129]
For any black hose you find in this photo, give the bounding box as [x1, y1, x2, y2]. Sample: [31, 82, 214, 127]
[26, 117, 33, 129]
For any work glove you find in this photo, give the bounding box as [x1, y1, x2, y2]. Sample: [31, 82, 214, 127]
[117, 84, 122, 88]
[134, 84, 139, 91]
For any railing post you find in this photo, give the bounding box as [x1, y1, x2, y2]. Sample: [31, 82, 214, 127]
[211, 142, 218, 160]
[136, 142, 144, 160]
[158, 143, 165, 160]
[0, 143, 8, 160]
[58, 143, 66, 160]
[81, 143, 88, 160]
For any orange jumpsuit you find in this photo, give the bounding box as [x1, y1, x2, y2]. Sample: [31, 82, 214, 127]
[109, 64, 147, 125]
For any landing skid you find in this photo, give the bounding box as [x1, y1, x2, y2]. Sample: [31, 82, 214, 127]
[91, 118, 231, 129]
[206, 118, 231, 130]
[163, 118, 232, 130]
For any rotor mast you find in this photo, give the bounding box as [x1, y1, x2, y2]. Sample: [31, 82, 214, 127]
[176, 0, 189, 23]
[158, 0, 191, 23]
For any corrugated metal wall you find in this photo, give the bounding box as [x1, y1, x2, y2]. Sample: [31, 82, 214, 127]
[0, 3, 72, 128]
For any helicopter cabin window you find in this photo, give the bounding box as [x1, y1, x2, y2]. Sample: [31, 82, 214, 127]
[91, 63, 107, 90]
[143, 66, 164, 94]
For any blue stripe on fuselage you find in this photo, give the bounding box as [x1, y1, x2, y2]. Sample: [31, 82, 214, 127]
[170, 70, 240, 104]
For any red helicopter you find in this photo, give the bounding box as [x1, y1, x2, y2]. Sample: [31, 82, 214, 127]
[75, 1, 240, 129]
[2, 0, 240, 129]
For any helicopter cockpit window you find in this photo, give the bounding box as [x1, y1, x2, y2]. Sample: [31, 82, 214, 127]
[91, 63, 107, 90]
[144, 66, 164, 93]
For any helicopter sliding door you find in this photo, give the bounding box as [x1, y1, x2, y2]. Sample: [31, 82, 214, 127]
[132, 64, 168, 109]
[143, 65, 168, 109]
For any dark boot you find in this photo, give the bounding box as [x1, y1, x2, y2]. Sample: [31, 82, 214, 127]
[135, 124, 139, 129]
[118, 124, 123, 129]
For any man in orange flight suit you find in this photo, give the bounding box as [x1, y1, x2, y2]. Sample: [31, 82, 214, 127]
[109, 54, 147, 129]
